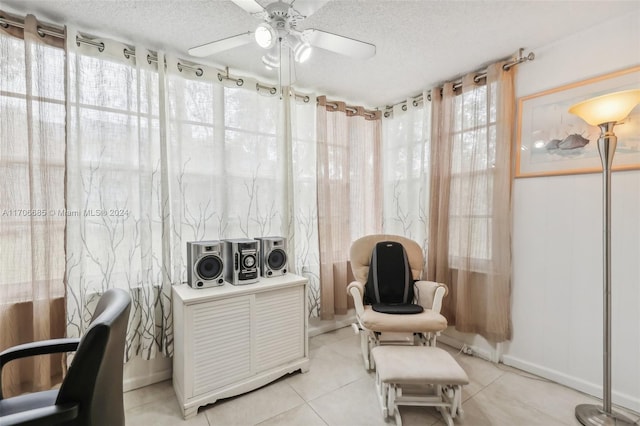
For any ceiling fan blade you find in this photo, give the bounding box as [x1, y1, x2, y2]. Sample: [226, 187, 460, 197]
[290, 0, 330, 18]
[306, 29, 376, 60]
[188, 32, 253, 57]
[231, 0, 265, 14]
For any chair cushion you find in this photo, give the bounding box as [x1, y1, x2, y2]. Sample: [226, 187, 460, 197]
[360, 305, 447, 332]
[0, 389, 58, 416]
[372, 303, 424, 315]
[371, 346, 469, 385]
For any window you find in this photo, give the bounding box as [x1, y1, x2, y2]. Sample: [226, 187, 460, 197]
[0, 32, 66, 303]
[381, 102, 430, 246]
[448, 83, 496, 267]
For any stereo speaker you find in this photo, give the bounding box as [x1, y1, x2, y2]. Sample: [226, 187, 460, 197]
[223, 238, 259, 285]
[187, 241, 225, 289]
[255, 236, 288, 277]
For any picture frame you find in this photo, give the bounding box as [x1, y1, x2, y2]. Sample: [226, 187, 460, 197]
[516, 66, 640, 178]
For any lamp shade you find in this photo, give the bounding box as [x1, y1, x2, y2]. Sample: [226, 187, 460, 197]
[568, 89, 640, 126]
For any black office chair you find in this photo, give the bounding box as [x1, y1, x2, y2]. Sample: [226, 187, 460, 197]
[0, 288, 131, 426]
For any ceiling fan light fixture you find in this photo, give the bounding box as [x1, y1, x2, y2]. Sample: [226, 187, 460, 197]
[255, 23, 276, 49]
[262, 52, 280, 69]
[294, 41, 312, 63]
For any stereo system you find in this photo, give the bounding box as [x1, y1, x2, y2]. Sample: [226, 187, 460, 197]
[223, 238, 259, 285]
[187, 236, 288, 288]
[187, 241, 225, 289]
[256, 236, 288, 277]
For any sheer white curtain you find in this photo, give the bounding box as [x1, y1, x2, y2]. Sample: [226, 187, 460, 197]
[0, 14, 66, 397]
[382, 94, 431, 254]
[287, 92, 321, 317]
[350, 107, 382, 239]
[64, 30, 172, 360]
[164, 59, 287, 274]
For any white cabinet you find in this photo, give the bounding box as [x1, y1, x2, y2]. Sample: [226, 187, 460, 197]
[172, 274, 309, 419]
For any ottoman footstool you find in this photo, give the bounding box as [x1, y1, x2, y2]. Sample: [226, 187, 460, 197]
[371, 345, 469, 426]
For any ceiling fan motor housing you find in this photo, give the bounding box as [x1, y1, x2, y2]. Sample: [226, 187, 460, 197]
[265, 1, 303, 31]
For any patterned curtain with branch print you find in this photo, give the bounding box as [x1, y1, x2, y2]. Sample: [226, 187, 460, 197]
[65, 30, 172, 360]
[287, 91, 320, 317]
[381, 94, 431, 259]
[164, 61, 286, 279]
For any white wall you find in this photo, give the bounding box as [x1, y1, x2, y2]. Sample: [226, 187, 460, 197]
[123, 355, 172, 392]
[503, 10, 640, 412]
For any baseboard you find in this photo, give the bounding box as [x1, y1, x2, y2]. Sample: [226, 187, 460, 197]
[502, 354, 640, 414]
[308, 309, 356, 337]
[123, 368, 172, 392]
[437, 334, 497, 363]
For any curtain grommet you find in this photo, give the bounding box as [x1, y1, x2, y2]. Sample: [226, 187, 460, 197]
[236, 79, 244, 87]
[196, 68, 203, 77]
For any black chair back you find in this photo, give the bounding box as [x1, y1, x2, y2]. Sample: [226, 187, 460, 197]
[56, 288, 131, 426]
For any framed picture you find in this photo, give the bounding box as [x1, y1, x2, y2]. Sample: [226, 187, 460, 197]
[516, 66, 640, 178]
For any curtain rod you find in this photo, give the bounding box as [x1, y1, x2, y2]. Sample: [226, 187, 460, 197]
[0, 14, 310, 103]
[322, 100, 379, 119]
[383, 48, 535, 117]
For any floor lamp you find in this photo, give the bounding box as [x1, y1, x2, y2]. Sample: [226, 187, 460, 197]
[568, 89, 640, 426]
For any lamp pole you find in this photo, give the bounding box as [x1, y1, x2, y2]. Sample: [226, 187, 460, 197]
[569, 89, 640, 426]
[574, 122, 633, 426]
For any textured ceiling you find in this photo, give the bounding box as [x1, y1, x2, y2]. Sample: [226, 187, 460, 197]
[2, 0, 639, 107]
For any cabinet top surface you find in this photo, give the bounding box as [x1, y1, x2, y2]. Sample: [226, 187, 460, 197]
[173, 274, 308, 303]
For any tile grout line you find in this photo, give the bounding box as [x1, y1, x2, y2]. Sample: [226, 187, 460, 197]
[305, 402, 331, 426]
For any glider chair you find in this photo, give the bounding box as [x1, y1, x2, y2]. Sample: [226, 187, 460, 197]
[347, 234, 448, 370]
[0, 288, 131, 426]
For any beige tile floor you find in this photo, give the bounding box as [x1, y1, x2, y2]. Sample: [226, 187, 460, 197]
[124, 326, 640, 426]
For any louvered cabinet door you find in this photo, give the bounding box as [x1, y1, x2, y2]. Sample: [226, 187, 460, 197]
[253, 286, 305, 371]
[189, 295, 252, 397]
[173, 275, 309, 420]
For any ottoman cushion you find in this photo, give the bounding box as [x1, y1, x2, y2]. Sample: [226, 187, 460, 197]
[371, 346, 469, 385]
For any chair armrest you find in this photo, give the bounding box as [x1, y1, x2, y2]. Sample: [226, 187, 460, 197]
[415, 281, 448, 314]
[0, 403, 79, 426]
[0, 338, 80, 370]
[346, 281, 366, 317]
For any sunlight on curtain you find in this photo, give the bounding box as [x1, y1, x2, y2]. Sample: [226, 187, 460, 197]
[350, 107, 382, 239]
[427, 63, 514, 342]
[316, 97, 382, 319]
[164, 59, 286, 275]
[382, 94, 431, 258]
[64, 29, 171, 360]
[287, 92, 321, 317]
[0, 15, 66, 397]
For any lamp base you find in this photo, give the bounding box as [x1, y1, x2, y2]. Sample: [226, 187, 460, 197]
[575, 404, 635, 425]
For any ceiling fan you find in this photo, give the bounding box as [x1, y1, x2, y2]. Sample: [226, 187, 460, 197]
[188, 0, 376, 68]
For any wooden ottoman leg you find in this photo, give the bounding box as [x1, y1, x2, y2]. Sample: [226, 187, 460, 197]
[390, 385, 402, 426]
[360, 331, 370, 370]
